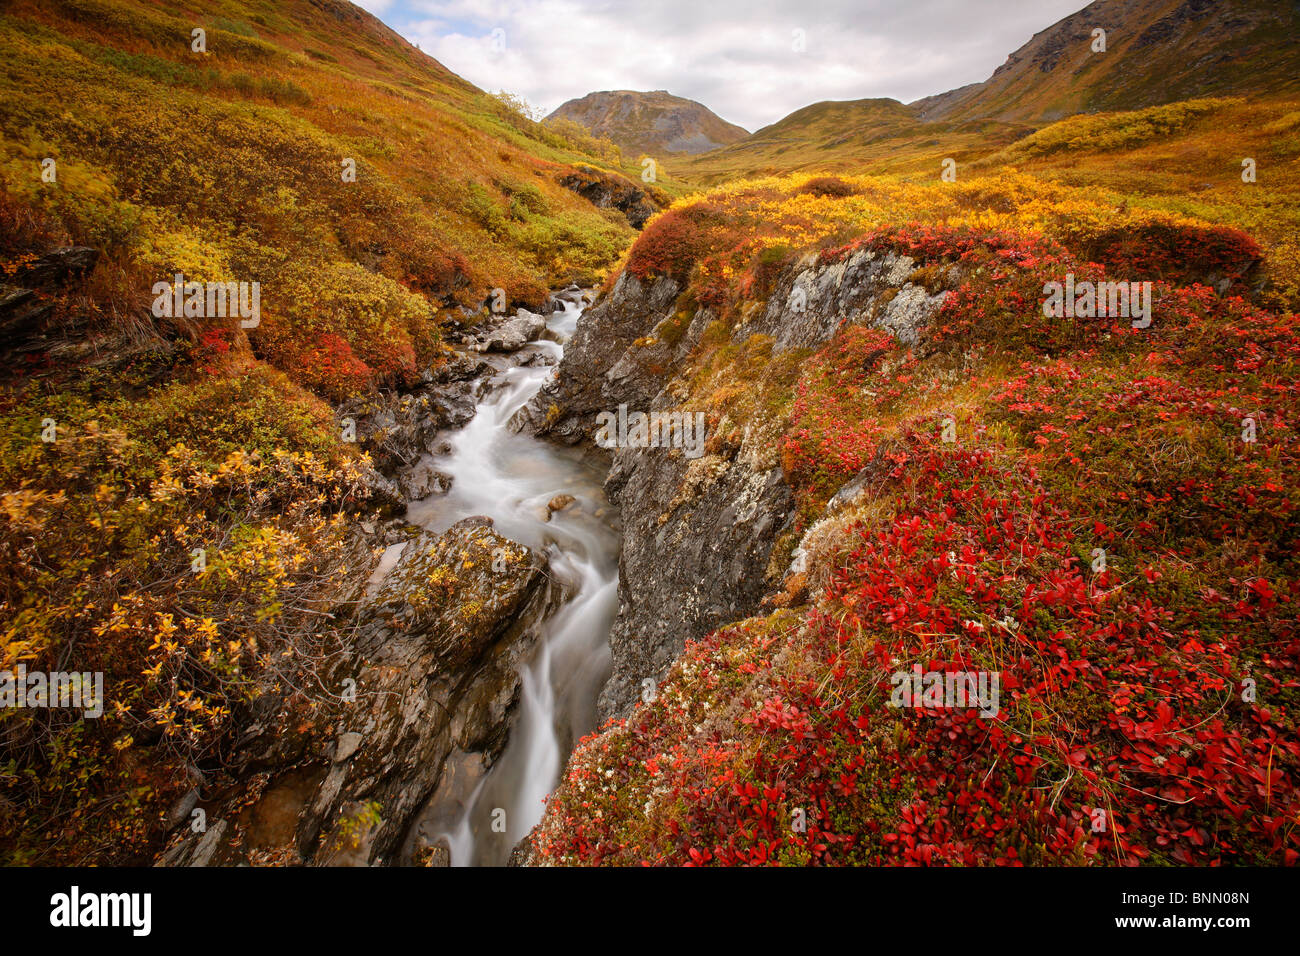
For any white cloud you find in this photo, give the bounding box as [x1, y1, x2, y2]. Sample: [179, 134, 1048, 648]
[375, 0, 1088, 130]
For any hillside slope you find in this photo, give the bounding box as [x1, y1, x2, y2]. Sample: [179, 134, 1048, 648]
[680, 0, 1300, 185]
[547, 89, 749, 157]
[0, 0, 652, 864]
[0, 0, 654, 396]
[523, 164, 1300, 867]
[676, 97, 1029, 185]
[913, 0, 1300, 124]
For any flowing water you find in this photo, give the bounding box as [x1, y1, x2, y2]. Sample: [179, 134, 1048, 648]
[401, 301, 619, 866]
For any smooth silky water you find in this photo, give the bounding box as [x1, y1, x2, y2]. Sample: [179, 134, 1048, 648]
[399, 301, 619, 866]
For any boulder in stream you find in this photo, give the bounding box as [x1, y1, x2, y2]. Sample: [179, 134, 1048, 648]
[471, 309, 547, 353]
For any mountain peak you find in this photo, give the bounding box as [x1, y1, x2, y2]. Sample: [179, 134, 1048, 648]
[546, 89, 748, 156]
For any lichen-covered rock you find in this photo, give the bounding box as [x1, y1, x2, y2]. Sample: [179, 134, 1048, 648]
[357, 519, 546, 672]
[398, 461, 452, 501]
[738, 247, 952, 352]
[597, 445, 794, 720]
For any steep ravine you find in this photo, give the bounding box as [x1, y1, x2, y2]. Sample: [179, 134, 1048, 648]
[154, 245, 952, 867]
[399, 299, 620, 867]
[155, 293, 621, 867]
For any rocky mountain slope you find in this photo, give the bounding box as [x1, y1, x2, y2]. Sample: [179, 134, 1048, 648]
[547, 89, 749, 156]
[913, 0, 1300, 124]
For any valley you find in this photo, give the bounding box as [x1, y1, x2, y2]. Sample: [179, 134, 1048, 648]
[1, 0, 1298, 871]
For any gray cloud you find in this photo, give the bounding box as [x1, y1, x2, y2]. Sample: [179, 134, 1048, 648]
[363, 0, 1088, 130]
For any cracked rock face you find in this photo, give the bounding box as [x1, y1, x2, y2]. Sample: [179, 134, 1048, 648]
[1, 245, 180, 382]
[512, 272, 682, 444]
[597, 447, 794, 721]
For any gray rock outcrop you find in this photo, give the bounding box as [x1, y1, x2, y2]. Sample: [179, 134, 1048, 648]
[156, 518, 558, 867]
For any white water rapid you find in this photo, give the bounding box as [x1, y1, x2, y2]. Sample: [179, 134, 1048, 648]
[402, 300, 619, 866]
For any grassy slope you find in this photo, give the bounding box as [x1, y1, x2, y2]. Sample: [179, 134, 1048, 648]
[976, 98, 1300, 309]
[679, 96, 1300, 313]
[0, 0, 660, 864]
[916, 0, 1300, 125]
[0, 0, 655, 376]
[677, 97, 1030, 186]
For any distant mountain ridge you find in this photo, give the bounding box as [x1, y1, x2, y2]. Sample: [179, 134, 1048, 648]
[675, 0, 1300, 182]
[546, 89, 749, 156]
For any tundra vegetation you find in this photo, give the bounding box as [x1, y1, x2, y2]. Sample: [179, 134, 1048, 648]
[0, 0, 654, 863]
[1, 0, 1297, 867]
[533, 158, 1300, 865]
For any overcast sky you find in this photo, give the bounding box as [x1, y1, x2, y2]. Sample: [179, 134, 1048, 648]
[353, 0, 1088, 131]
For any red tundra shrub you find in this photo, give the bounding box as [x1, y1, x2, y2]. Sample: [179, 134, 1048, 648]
[1081, 222, 1262, 285]
[531, 217, 1300, 868]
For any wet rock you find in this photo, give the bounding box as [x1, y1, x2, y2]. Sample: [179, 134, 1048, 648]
[359, 469, 404, 515]
[508, 830, 540, 866]
[547, 494, 576, 513]
[546, 285, 590, 312]
[514, 348, 558, 368]
[399, 462, 453, 501]
[421, 844, 451, 867]
[470, 310, 546, 353]
[380, 518, 422, 546]
[156, 520, 559, 868]
[348, 383, 477, 474]
[358, 524, 546, 672]
[430, 351, 489, 383]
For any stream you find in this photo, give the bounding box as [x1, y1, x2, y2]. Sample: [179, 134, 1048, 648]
[402, 300, 620, 866]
